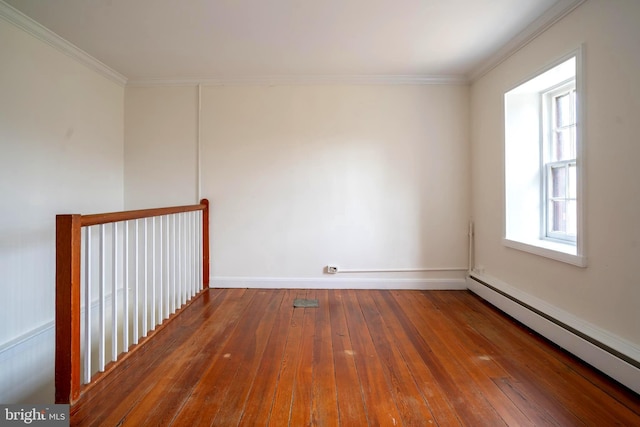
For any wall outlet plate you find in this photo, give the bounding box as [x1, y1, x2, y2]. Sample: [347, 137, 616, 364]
[326, 265, 339, 274]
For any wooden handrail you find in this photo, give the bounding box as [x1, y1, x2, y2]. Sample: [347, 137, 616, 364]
[55, 199, 210, 404]
[81, 202, 206, 226]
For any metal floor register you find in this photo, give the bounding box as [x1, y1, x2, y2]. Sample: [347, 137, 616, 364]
[293, 298, 319, 308]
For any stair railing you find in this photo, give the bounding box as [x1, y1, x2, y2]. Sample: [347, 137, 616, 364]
[55, 199, 210, 404]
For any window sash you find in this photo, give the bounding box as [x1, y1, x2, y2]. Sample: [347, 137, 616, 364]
[545, 160, 577, 242]
[548, 84, 576, 162]
[543, 80, 577, 244]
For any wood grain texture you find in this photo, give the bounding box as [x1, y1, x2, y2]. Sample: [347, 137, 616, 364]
[69, 289, 640, 426]
[328, 290, 369, 426]
[55, 214, 82, 404]
[80, 201, 207, 227]
[201, 198, 210, 288]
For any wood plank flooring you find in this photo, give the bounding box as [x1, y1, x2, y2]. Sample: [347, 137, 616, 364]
[70, 288, 640, 426]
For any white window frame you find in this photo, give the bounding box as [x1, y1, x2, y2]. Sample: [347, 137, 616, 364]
[503, 48, 586, 267]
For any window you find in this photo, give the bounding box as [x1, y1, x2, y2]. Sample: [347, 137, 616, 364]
[503, 50, 585, 267]
[544, 82, 577, 242]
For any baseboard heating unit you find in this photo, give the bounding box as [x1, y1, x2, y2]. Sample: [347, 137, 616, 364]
[466, 273, 640, 395]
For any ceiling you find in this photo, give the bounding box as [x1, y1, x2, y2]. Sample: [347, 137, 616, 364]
[3, 0, 582, 84]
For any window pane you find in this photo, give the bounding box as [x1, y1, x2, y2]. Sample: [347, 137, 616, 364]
[556, 93, 572, 127]
[551, 200, 567, 233]
[551, 166, 567, 198]
[554, 127, 576, 161]
[548, 175, 577, 238]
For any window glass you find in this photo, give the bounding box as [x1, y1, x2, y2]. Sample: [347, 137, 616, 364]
[545, 82, 576, 241]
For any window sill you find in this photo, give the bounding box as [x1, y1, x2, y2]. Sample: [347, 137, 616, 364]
[503, 238, 587, 267]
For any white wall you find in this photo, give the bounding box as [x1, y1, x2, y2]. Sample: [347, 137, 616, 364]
[0, 17, 124, 403]
[125, 84, 470, 285]
[203, 85, 469, 281]
[470, 0, 640, 347]
[124, 86, 198, 209]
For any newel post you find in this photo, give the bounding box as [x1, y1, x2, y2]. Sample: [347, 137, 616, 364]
[55, 214, 82, 404]
[201, 199, 210, 288]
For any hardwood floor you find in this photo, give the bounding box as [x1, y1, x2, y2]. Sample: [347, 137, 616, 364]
[70, 288, 640, 426]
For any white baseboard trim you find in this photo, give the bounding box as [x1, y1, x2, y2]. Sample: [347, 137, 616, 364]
[467, 272, 640, 395]
[211, 276, 467, 290]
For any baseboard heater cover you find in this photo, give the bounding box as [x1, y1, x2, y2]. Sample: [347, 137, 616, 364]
[467, 274, 640, 394]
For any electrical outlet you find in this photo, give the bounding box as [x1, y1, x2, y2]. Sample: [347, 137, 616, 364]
[326, 265, 339, 274]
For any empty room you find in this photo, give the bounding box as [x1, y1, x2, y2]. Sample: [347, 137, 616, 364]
[1, 0, 639, 425]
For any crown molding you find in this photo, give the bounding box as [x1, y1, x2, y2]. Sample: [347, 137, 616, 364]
[126, 74, 469, 87]
[468, 0, 587, 82]
[0, 0, 127, 86]
[3, 0, 582, 88]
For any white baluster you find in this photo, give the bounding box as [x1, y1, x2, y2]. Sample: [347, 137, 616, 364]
[165, 215, 170, 318]
[194, 211, 199, 292]
[192, 211, 196, 297]
[198, 210, 203, 292]
[123, 220, 129, 352]
[183, 213, 188, 304]
[151, 217, 156, 329]
[186, 212, 192, 300]
[133, 220, 139, 345]
[178, 213, 183, 306]
[158, 215, 164, 323]
[172, 214, 177, 312]
[192, 211, 196, 296]
[84, 227, 92, 384]
[99, 224, 105, 372]
[112, 222, 118, 361]
[143, 218, 148, 335]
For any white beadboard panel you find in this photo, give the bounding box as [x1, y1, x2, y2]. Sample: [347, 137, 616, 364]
[0, 325, 55, 404]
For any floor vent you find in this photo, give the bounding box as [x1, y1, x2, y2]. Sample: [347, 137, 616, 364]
[293, 299, 319, 308]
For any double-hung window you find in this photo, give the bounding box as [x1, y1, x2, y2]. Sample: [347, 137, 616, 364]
[503, 49, 585, 267]
[544, 82, 577, 242]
